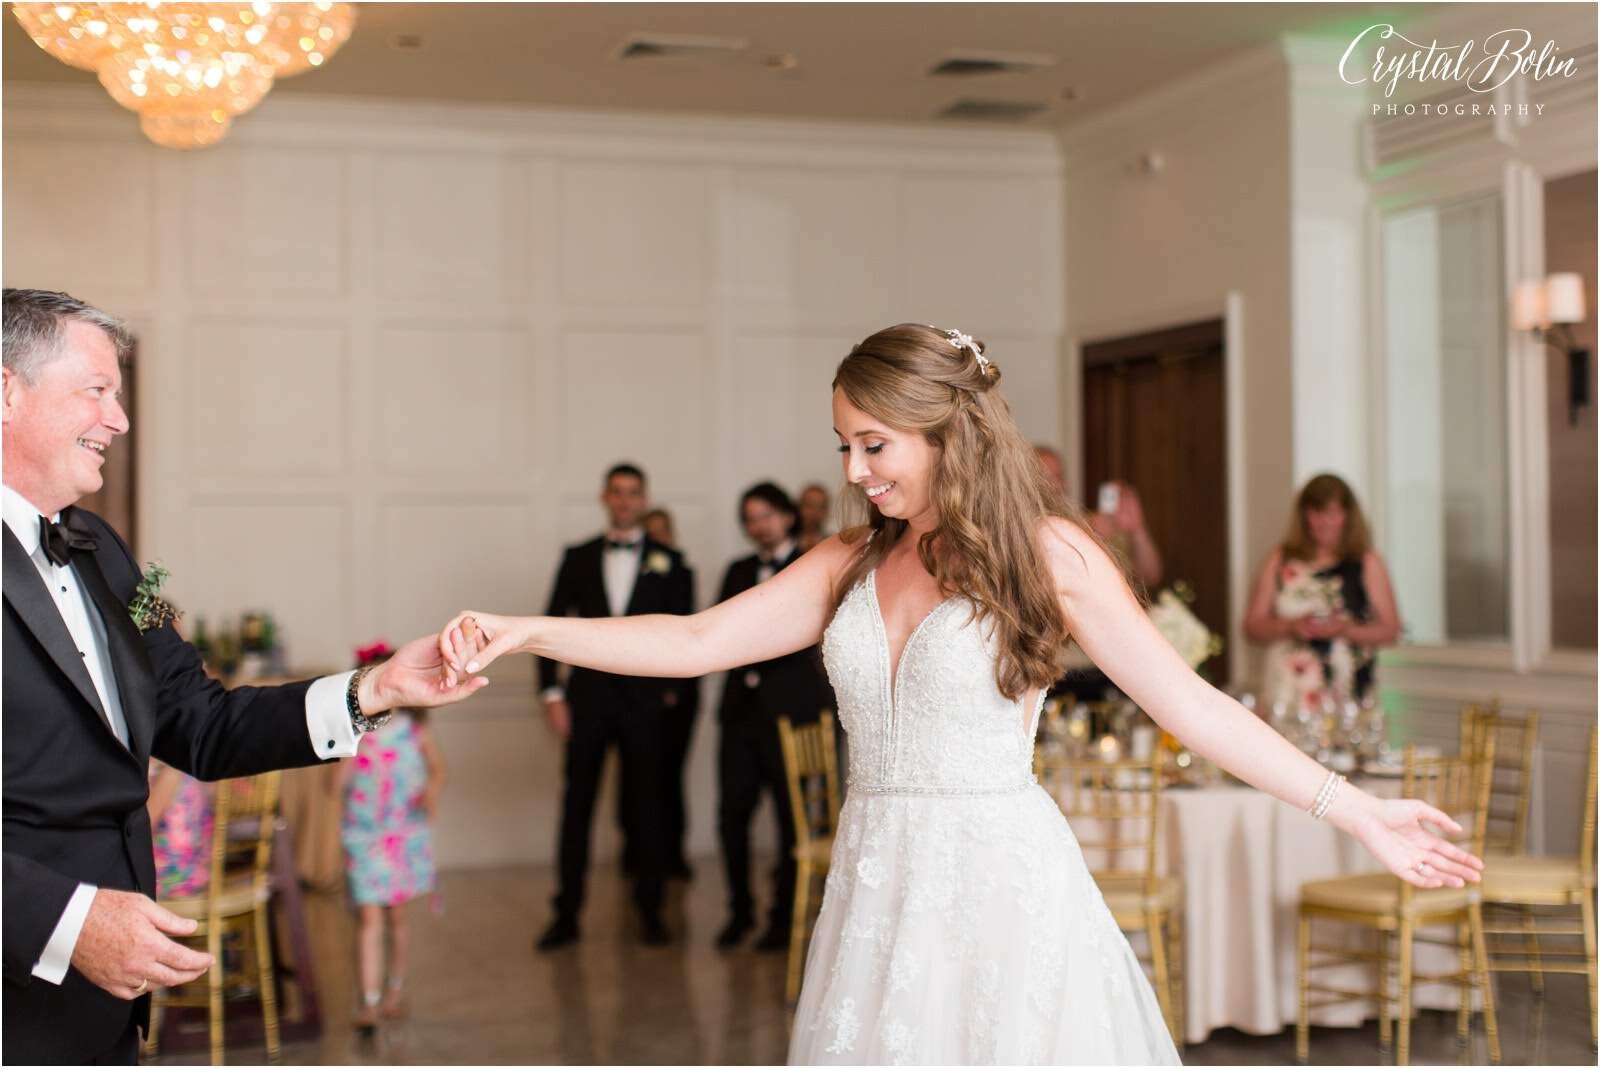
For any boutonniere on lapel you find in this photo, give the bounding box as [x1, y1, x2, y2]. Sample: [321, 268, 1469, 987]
[128, 563, 181, 633]
[643, 550, 672, 576]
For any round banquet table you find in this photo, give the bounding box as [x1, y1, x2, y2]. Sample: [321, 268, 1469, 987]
[1156, 776, 1464, 1044]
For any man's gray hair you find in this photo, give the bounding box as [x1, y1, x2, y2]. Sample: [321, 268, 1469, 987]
[3, 288, 133, 384]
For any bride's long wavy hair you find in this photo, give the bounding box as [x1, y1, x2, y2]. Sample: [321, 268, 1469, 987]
[830, 323, 1113, 700]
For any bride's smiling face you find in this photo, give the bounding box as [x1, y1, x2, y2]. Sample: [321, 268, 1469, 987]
[833, 388, 940, 530]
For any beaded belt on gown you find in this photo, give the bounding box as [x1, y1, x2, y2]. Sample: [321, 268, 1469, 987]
[847, 777, 1036, 797]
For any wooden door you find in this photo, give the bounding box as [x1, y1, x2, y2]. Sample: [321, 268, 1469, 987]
[1082, 320, 1229, 681]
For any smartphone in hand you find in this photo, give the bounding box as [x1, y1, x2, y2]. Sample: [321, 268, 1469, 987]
[1097, 482, 1120, 515]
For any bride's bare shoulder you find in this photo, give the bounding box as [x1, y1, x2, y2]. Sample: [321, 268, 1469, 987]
[1034, 515, 1115, 587]
[799, 529, 865, 580]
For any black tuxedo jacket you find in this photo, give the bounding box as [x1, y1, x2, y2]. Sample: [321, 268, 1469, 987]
[2, 507, 333, 1063]
[536, 535, 695, 711]
[715, 547, 832, 724]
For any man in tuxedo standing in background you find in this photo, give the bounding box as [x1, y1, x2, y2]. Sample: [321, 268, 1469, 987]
[620, 508, 700, 883]
[536, 463, 694, 948]
[1, 288, 488, 1064]
[714, 483, 833, 951]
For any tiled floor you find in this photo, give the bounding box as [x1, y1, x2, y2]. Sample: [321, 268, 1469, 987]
[148, 863, 1595, 1065]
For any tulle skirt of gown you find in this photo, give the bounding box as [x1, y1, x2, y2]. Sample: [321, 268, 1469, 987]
[787, 785, 1182, 1065]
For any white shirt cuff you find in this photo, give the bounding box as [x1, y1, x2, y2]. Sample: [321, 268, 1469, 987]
[33, 883, 96, 984]
[540, 687, 566, 704]
[306, 671, 360, 759]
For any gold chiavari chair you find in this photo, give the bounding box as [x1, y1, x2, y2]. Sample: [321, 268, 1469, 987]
[1035, 749, 1184, 1047]
[1460, 703, 1540, 855]
[1478, 727, 1597, 1043]
[146, 771, 284, 1065]
[1461, 703, 1550, 994]
[777, 711, 843, 1005]
[1295, 740, 1500, 1066]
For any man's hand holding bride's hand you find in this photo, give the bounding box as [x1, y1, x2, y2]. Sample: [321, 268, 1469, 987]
[359, 633, 491, 710]
[437, 611, 527, 685]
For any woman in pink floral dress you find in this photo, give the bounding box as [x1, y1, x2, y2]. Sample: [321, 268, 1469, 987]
[1245, 474, 1403, 715]
[341, 643, 447, 1030]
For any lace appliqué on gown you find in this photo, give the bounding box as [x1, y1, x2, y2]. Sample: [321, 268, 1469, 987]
[787, 572, 1181, 1066]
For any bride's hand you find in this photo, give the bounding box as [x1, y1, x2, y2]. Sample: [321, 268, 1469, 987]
[437, 611, 529, 684]
[1350, 798, 1484, 888]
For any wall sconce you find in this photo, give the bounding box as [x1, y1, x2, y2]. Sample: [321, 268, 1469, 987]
[1512, 272, 1590, 426]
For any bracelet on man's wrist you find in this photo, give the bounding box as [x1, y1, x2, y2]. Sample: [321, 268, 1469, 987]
[346, 665, 393, 735]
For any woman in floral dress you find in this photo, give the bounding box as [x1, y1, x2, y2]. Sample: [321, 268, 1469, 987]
[1245, 473, 1403, 715]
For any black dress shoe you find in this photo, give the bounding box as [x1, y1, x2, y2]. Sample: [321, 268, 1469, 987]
[639, 914, 671, 946]
[715, 915, 754, 950]
[754, 924, 790, 953]
[536, 916, 580, 951]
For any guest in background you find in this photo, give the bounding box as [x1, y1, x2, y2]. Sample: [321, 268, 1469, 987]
[714, 483, 833, 951]
[1245, 473, 1401, 716]
[536, 463, 694, 948]
[1035, 443, 1069, 503]
[1034, 445, 1162, 590]
[146, 764, 212, 902]
[620, 505, 699, 880]
[1036, 445, 1164, 702]
[796, 483, 832, 553]
[642, 507, 676, 548]
[663, 603, 702, 880]
[341, 642, 446, 1032]
[1088, 480, 1162, 591]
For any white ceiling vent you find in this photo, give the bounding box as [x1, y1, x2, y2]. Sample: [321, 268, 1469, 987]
[928, 50, 1057, 77]
[938, 99, 1050, 122]
[614, 33, 749, 62]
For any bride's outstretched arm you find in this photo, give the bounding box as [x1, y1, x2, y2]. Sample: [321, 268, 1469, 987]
[438, 535, 854, 681]
[1039, 517, 1482, 889]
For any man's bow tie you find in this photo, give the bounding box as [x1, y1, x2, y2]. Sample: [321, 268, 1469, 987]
[605, 538, 641, 552]
[39, 515, 97, 568]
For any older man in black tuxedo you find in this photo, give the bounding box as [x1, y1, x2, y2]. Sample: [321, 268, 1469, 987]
[1, 288, 487, 1064]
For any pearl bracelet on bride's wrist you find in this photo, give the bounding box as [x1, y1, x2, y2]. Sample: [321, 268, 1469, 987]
[1310, 769, 1344, 821]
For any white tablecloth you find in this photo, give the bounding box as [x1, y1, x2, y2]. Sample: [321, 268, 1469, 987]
[1159, 780, 1461, 1044]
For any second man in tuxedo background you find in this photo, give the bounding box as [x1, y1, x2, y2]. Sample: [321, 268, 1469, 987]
[536, 463, 694, 948]
[714, 483, 834, 951]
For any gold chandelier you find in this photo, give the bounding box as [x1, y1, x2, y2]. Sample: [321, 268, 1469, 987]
[11, 2, 357, 149]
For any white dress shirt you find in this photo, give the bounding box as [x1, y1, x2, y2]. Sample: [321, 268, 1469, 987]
[602, 530, 644, 618]
[541, 529, 646, 705]
[742, 539, 795, 688]
[1, 485, 359, 984]
[756, 538, 795, 585]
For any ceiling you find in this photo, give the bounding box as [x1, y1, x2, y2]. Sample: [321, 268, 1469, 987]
[3, 2, 1448, 127]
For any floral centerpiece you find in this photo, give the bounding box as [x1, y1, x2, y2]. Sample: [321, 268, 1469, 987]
[1059, 579, 1223, 673]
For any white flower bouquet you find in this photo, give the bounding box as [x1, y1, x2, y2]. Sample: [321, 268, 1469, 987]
[1059, 580, 1222, 673]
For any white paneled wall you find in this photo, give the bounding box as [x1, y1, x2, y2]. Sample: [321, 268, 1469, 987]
[3, 87, 1064, 867]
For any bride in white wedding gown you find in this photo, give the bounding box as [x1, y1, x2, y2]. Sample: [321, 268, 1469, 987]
[437, 324, 1483, 1065]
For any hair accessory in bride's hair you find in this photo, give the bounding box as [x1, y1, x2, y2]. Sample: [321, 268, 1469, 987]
[942, 328, 991, 376]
